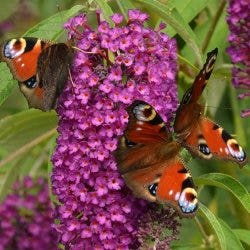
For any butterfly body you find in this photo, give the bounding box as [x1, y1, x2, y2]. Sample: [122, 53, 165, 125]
[1, 37, 74, 111]
[114, 48, 247, 217]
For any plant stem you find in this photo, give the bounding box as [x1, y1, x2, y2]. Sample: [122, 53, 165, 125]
[229, 83, 247, 146]
[195, 216, 212, 248]
[202, 0, 227, 52]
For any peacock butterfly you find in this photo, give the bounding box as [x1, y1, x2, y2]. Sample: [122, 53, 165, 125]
[0, 37, 74, 111]
[114, 48, 247, 217]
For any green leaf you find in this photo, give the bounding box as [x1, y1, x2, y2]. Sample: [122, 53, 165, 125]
[24, 5, 85, 40]
[205, 6, 228, 54]
[0, 63, 16, 106]
[219, 219, 244, 250]
[174, 0, 208, 15]
[165, 0, 209, 36]
[0, 110, 57, 167]
[28, 141, 52, 177]
[171, 245, 203, 250]
[94, 0, 114, 25]
[116, 0, 136, 21]
[0, 162, 19, 202]
[195, 173, 250, 213]
[136, 0, 203, 66]
[47, 135, 60, 207]
[198, 203, 226, 250]
[233, 229, 250, 245]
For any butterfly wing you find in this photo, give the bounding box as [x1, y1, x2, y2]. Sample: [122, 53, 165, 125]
[1, 37, 51, 110]
[174, 48, 247, 166]
[37, 43, 74, 110]
[122, 156, 198, 217]
[115, 100, 198, 217]
[1, 37, 73, 111]
[174, 48, 218, 137]
[183, 117, 247, 166]
[1, 37, 47, 82]
[115, 100, 173, 174]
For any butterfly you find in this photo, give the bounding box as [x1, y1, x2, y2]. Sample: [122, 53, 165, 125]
[114, 48, 247, 217]
[0, 37, 74, 111]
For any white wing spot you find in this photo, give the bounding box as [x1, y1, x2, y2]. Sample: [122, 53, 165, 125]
[174, 192, 180, 201]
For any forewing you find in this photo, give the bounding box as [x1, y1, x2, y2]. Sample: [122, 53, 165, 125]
[115, 100, 174, 174]
[0, 37, 52, 110]
[125, 100, 172, 144]
[174, 48, 218, 136]
[0, 37, 45, 82]
[180, 48, 218, 105]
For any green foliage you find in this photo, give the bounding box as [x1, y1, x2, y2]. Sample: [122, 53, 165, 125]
[196, 173, 250, 213]
[0, 0, 19, 22]
[0, 110, 57, 160]
[0, 110, 57, 201]
[233, 229, 250, 245]
[24, 5, 85, 39]
[0, 0, 249, 249]
[115, 0, 136, 21]
[198, 203, 226, 250]
[137, 0, 203, 66]
[219, 219, 244, 250]
[0, 63, 16, 106]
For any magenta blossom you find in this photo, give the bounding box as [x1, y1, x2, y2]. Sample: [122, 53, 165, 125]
[227, 0, 250, 117]
[52, 10, 178, 249]
[0, 176, 57, 250]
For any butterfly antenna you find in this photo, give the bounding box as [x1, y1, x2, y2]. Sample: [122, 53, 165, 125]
[201, 104, 232, 111]
[68, 68, 76, 87]
[56, 1, 68, 42]
[71, 46, 97, 54]
[56, 2, 64, 23]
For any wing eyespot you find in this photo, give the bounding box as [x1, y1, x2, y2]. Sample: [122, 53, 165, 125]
[198, 143, 211, 156]
[178, 187, 198, 214]
[227, 139, 246, 163]
[124, 137, 137, 147]
[133, 104, 156, 121]
[24, 76, 38, 88]
[3, 38, 26, 59]
[148, 183, 158, 197]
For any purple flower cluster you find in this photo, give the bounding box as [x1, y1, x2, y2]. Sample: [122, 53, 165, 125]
[52, 10, 178, 249]
[137, 205, 180, 250]
[0, 176, 57, 250]
[227, 0, 250, 117]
